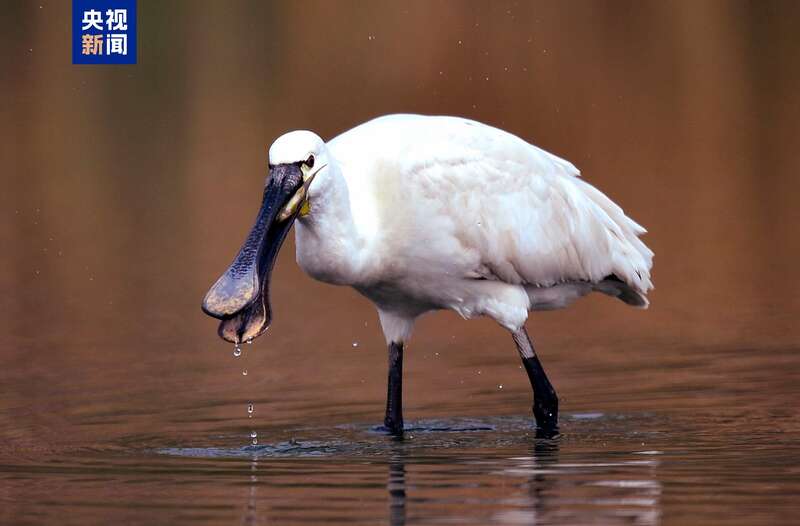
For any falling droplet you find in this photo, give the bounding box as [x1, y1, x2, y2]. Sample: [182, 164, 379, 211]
[498, 384, 504, 389]
[250, 430, 258, 445]
[242, 369, 248, 376]
[233, 344, 242, 357]
[247, 403, 254, 416]
[352, 342, 359, 348]
[246, 339, 253, 345]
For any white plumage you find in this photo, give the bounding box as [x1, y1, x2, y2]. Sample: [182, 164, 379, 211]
[203, 112, 654, 435]
[271, 114, 654, 344]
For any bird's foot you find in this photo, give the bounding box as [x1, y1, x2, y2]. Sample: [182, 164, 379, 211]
[533, 394, 559, 439]
[382, 417, 404, 437]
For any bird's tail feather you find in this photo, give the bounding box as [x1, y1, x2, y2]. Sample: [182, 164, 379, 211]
[573, 179, 654, 298]
[594, 275, 649, 308]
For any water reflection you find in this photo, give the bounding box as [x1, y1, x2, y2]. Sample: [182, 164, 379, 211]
[493, 441, 661, 525]
[243, 458, 259, 526]
[388, 447, 407, 526]
[379, 436, 662, 526]
[514, 441, 561, 525]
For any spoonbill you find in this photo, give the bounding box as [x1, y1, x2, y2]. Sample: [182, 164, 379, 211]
[202, 114, 653, 438]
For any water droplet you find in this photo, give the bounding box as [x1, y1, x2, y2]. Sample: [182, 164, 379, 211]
[246, 339, 253, 345]
[233, 344, 242, 357]
[352, 342, 359, 348]
[242, 369, 248, 376]
[250, 430, 258, 445]
[247, 403, 254, 416]
[498, 384, 504, 389]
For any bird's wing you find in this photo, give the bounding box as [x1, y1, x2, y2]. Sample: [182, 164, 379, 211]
[353, 115, 654, 295]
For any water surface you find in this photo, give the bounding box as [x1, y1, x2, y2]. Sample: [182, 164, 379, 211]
[1, 340, 798, 525]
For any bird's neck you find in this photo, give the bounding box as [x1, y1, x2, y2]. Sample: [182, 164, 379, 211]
[294, 162, 365, 286]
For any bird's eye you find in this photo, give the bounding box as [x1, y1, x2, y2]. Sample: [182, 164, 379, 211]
[305, 155, 315, 168]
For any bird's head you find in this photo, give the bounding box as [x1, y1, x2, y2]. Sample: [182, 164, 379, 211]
[201, 130, 328, 343]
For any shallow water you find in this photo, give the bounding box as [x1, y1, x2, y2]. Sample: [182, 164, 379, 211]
[1, 339, 799, 525]
[4, 1, 800, 524]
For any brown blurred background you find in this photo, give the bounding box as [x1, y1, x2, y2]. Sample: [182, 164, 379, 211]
[1, 1, 799, 450]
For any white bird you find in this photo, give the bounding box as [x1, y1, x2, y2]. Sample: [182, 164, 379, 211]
[202, 114, 653, 437]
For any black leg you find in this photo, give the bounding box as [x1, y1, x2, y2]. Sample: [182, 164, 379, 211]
[512, 328, 559, 438]
[384, 341, 404, 435]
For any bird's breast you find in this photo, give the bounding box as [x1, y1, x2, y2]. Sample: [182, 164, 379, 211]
[294, 220, 362, 286]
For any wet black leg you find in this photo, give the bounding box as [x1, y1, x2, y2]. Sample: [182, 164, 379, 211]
[512, 328, 559, 438]
[384, 341, 404, 435]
